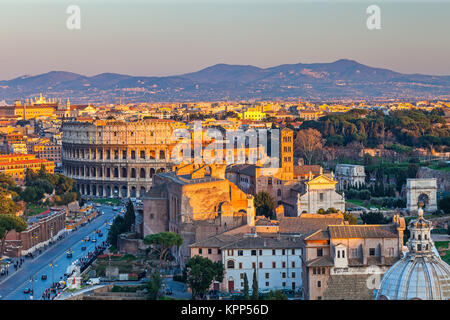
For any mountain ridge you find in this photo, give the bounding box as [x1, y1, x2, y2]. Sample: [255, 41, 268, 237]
[1, 59, 449, 103]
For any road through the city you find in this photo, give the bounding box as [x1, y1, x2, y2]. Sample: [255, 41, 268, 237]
[0, 204, 120, 300]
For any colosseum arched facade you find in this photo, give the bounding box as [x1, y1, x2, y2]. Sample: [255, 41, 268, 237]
[62, 119, 176, 198]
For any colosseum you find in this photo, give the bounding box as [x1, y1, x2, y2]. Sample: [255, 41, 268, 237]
[61, 119, 177, 198]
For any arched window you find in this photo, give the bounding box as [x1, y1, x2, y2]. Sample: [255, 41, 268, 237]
[114, 168, 119, 178]
[131, 168, 136, 178]
[418, 235, 422, 240]
[150, 168, 155, 178]
[121, 167, 127, 178]
[159, 150, 165, 160]
[227, 260, 235, 269]
[140, 168, 146, 178]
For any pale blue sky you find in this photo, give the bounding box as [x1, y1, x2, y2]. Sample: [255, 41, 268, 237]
[0, 0, 449, 79]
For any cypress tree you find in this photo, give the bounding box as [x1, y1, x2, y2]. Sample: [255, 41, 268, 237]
[251, 268, 258, 300]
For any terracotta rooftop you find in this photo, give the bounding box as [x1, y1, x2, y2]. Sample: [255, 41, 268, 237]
[278, 213, 344, 235]
[306, 256, 334, 267]
[328, 224, 398, 239]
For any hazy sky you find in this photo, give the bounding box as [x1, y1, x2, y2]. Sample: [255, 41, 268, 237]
[0, 0, 449, 79]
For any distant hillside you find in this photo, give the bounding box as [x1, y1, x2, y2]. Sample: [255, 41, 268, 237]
[1, 59, 449, 103]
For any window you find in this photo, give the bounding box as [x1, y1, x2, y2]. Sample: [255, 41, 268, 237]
[272, 249, 276, 255]
[199, 248, 202, 254]
[317, 248, 323, 257]
[240, 273, 244, 279]
[272, 262, 276, 268]
[238, 250, 244, 256]
[369, 248, 376, 256]
[131, 150, 136, 159]
[291, 249, 295, 255]
[259, 262, 263, 268]
[251, 250, 257, 256]
[227, 260, 235, 269]
[319, 193, 324, 201]
[208, 248, 212, 254]
[292, 272, 296, 278]
[239, 263, 242, 269]
[342, 250, 345, 258]
[140, 150, 145, 159]
[282, 249, 286, 255]
[313, 268, 316, 275]
[227, 250, 234, 256]
[351, 248, 357, 257]
[292, 261, 295, 268]
[252, 262, 256, 269]
[265, 282, 269, 287]
[265, 273, 269, 279]
[282, 261, 286, 268]
[259, 250, 263, 256]
[282, 272, 286, 279]
[218, 249, 222, 254]
[282, 282, 286, 287]
[122, 150, 127, 159]
[321, 268, 325, 274]
[338, 251, 340, 258]
[317, 281, 321, 288]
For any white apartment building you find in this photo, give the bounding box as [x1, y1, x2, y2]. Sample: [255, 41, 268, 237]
[221, 235, 303, 293]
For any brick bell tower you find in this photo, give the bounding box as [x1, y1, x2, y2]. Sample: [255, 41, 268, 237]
[280, 128, 294, 180]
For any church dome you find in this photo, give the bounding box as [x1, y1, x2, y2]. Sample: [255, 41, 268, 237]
[375, 205, 450, 300]
[375, 254, 450, 300]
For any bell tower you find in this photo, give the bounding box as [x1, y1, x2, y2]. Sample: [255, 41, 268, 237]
[280, 128, 294, 180]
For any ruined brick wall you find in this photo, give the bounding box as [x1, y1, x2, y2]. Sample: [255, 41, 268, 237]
[417, 167, 450, 192]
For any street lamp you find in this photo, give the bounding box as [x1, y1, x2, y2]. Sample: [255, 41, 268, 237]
[29, 276, 35, 300]
[49, 260, 58, 285]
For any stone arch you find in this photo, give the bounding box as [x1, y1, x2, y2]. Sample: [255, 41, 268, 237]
[406, 178, 437, 213]
[121, 186, 127, 198]
[130, 186, 137, 198]
[418, 193, 430, 208]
